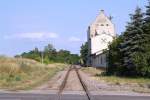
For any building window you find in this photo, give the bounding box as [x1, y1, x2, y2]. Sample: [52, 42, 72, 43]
[106, 24, 109, 26]
[103, 55, 106, 63]
[99, 56, 101, 65]
[101, 56, 102, 64]
[101, 24, 104, 26]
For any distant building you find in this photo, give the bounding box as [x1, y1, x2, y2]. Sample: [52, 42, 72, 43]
[87, 10, 116, 68]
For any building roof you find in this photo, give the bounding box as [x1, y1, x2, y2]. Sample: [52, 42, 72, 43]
[90, 10, 113, 27]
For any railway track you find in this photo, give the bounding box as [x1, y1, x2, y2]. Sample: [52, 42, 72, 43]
[58, 65, 91, 100]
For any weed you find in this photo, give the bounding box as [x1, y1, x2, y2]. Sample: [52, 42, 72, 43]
[0, 56, 67, 90]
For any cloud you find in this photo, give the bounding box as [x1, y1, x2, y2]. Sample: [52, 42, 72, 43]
[46, 33, 58, 39]
[68, 36, 82, 42]
[4, 32, 59, 40]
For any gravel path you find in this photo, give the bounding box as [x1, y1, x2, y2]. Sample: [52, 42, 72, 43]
[37, 68, 84, 91]
[63, 69, 83, 91]
[79, 70, 150, 96]
[36, 70, 67, 90]
[36, 66, 150, 96]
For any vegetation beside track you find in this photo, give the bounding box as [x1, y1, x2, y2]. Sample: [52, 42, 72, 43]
[81, 67, 150, 93]
[0, 56, 68, 90]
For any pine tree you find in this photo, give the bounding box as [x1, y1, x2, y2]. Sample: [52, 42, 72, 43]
[145, 0, 150, 23]
[143, 0, 150, 44]
[144, 0, 150, 44]
[107, 35, 123, 75]
[141, 0, 150, 76]
[120, 7, 145, 76]
[80, 42, 88, 66]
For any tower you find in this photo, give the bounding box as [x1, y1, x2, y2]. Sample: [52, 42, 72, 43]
[87, 10, 116, 67]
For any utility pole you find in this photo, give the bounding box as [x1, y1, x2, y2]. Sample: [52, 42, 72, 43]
[41, 51, 44, 64]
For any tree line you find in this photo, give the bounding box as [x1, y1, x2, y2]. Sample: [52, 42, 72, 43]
[15, 44, 80, 64]
[108, 0, 150, 77]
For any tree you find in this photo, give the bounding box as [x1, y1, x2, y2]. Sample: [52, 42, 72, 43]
[20, 44, 80, 64]
[67, 54, 80, 64]
[141, 0, 150, 76]
[80, 42, 88, 66]
[107, 2, 150, 77]
[43, 44, 56, 62]
[44, 44, 55, 53]
[56, 50, 70, 63]
[107, 35, 123, 75]
[21, 49, 41, 62]
[34, 47, 39, 53]
[120, 7, 146, 76]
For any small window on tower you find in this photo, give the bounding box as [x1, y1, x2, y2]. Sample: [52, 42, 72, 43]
[101, 24, 104, 26]
[106, 24, 109, 26]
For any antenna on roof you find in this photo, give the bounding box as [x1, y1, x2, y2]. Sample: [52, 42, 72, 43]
[109, 15, 113, 21]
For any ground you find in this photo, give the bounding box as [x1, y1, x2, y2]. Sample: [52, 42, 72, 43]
[36, 66, 85, 95]
[2, 57, 149, 95]
[81, 67, 150, 94]
[35, 66, 150, 96]
[0, 66, 150, 100]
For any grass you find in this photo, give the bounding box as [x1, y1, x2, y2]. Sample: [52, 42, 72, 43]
[81, 67, 104, 75]
[98, 75, 150, 85]
[0, 56, 68, 90]
[81, 67, 150, 84]
[81, 67, 150, 89]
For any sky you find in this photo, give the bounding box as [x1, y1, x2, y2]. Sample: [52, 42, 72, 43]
[0, 0, 148, 56]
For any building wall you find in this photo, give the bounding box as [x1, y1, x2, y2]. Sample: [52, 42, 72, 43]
[91, 53, 107, 67]
[91, 34, 113, 54]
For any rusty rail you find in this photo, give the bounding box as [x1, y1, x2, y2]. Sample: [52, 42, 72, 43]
[58, 65, 72, 94]
[74, 65, 91, 100]
[58, 65, 91, 100]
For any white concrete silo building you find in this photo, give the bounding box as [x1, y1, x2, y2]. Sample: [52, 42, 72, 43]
[87, 10, 116, 68]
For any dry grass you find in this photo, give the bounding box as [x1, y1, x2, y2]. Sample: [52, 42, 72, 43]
[81, 67, 150, 84]
[0, 56, 68, 90]
[81, 67, 104, 75]
[81, 67, 150, 93]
